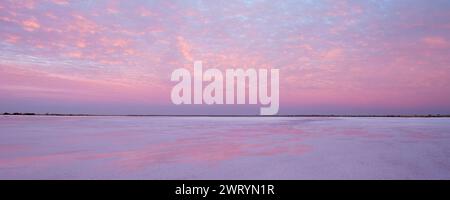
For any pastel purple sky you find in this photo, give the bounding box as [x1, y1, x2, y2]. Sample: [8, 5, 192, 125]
[1, 0, 450, 115]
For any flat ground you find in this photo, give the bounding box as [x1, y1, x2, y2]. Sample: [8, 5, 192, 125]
[1, 116, 449, 179]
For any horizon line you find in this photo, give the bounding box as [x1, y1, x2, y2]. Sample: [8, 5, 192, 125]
[2, 112, 450, 118]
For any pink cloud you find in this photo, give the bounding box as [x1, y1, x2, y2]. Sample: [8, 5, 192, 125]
[21, 17, 40, 31]
[106, 1, 120, 15]
[422, 36, 449, 48]
[111, 38, 129, 48]
[75, 40, 86, 48]
[67, 14, 101, 34]
[322, 48, 344, 60]
[21, 0, 36, 10]
[138, 7, 154, 17]
[177, 36, 194, 62]
[5, 34, 20, 43]
[51, 0, 69, 6]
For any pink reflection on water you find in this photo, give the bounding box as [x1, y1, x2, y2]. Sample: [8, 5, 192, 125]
[90, 128, 312, 171]
[0, 116, 313, 173]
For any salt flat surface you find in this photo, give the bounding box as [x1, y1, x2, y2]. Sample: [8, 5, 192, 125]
[1, 116, 450, 179]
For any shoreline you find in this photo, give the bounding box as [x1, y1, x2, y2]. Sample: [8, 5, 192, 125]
[2, 113, 450, 118]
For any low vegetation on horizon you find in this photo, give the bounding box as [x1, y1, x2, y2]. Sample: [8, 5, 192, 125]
[2, 112, 450, 118]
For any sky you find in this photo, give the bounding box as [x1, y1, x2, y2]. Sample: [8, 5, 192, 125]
[1, 0, 450, 115]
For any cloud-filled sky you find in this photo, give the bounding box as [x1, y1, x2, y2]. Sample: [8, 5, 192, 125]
[1, 0, 450, 115]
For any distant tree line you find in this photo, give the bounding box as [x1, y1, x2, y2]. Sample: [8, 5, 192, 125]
[1, 112, 449, 117]
[3, 112, 36, 115]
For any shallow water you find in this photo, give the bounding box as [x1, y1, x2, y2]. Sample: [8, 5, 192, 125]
[1, 116, 450, 179]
